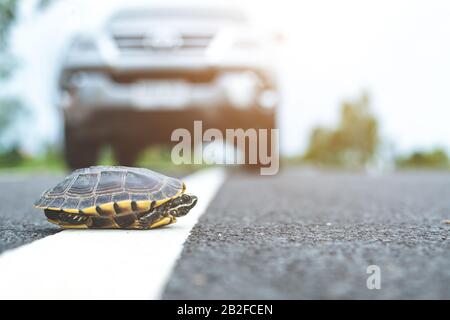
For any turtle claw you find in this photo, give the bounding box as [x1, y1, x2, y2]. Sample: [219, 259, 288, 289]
[148, 216, 174, 229]
[133, 219, 149, 230]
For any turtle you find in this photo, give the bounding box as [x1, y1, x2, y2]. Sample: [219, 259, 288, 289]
[34, 166, 198, 229]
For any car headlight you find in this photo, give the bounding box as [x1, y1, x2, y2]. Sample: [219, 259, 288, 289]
[220, 72, 259, 109]
[258, 89, 278, 109]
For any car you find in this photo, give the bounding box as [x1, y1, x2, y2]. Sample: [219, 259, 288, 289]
[59, 4, 280, 169]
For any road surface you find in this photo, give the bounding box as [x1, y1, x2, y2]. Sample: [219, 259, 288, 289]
[0, 168, 449, 299]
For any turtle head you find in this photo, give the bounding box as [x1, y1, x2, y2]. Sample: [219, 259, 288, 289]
[168, 194, 198, 217]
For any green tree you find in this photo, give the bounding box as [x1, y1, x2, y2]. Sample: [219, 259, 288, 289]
[396, 148, 449, 169]
[304, 92, 379, 168]
[0, 0, 24, 167]
[0, 0, 57, 167]
[0, 0, 19, 77]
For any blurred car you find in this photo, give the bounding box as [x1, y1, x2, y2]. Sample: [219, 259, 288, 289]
[59, 5, 280, 169]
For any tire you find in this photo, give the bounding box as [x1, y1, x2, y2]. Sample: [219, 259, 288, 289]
[113, 143, 142, 167]
[65, 128, 100, 170]
[239, 114, 278, 174]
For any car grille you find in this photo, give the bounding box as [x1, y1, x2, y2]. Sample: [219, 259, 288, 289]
[112, 31, 215, 53]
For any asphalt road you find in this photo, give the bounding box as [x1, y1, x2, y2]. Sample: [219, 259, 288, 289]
[0, 174, 62, 253]
[1, 168, 449, 299]
[163, 168, 450, 299]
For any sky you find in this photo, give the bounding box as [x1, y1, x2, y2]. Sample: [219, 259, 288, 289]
[5, 0, 450, 156]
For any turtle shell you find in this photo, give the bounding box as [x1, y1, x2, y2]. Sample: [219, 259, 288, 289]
[34, 166, 185, 215]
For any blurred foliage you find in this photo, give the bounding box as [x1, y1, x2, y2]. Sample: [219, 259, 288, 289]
[0, 0, 19, 78]
[0, 0, 55, 76]
[396, 148, 450, 169]
[0, 145, 65, 171]
[0, 0, 18, 49]
[0, 142, 205, 173]
[0, 97, 20, 133]
[97, 146, 117, 166]
[36, 0, 56, 10]
[0, 0, 56, 47]
[137, 145, 204, 174]
[0, 97, 26, 149]
[96, 145, 201, 175]
[137, 145, 173, 167]
[0, 1, 22, 169]
[0, 52, 17, 78]
[0, 0, 58, 169]
[0, 145, 21, 166]
[303, 92, 379, 168]
[96, 145, 179, 168]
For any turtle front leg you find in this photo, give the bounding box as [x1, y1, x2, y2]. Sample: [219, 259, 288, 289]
[138, 205, 176, 229]
[139, 214, 176, 229]
[148, 215, 176, 229]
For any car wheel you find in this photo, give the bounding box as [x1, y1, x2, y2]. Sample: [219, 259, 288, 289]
[65, 142, 100, 170]
[113, 143, 142, 167]
[65, 129, 100, 170]
[241, 125, 279, 173]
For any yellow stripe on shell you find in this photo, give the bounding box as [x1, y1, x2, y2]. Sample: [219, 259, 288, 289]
[46, 207, 62, 211]
[135, 200, 151, 211]
[80, 206, 99, 215]
[155, 198, 171, 207]
[62, 208, 79, 214]
[98, 203, 115, 216]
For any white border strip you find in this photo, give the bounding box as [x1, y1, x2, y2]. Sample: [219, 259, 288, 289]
[0, 167, 226, 300]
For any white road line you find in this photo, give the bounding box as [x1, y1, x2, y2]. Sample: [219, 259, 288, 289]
[0, 167, 226, 300]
